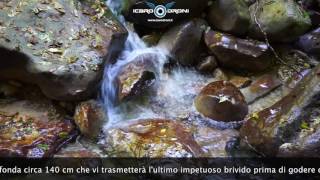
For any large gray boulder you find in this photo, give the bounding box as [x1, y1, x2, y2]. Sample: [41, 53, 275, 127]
[0, 0, 127, 101]
[248, 0, 311, 42]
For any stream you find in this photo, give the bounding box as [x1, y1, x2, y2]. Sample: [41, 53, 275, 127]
[102, 0, 214, 128]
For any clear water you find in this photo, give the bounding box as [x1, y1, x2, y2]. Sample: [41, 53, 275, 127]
[102, 0, 213, 129]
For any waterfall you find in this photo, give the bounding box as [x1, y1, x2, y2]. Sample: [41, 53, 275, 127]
[101, 0, 211, 129]
[101, 0, 169, 127]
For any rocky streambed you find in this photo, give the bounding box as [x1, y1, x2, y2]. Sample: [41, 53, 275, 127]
[0, 0, 319, 159]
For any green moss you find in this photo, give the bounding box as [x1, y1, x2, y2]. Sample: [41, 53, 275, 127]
[37, 144, 49, 151]
[300, 121, 309, 130]
[58, 132, 69, 139]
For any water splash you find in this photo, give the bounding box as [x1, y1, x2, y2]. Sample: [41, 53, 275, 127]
[102, 0, 213, 128]
[102, 0, 169, 127]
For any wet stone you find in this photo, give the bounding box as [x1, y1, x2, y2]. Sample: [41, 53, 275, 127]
[55, 142, 100, 158]
[195, 81, 248, 122]
[117, 53, 157, 102]
[0, 100, 77, 157]
[54, 141, 101, 170]
[240, 64, 320, 156]
[241, 74, 282, 104]
[194, 126, 239, 157]
[204, 30, 273, 72]
[102, 119, 203, 157]
[74, 100, 106, 140]
[158, 19, 207, 66]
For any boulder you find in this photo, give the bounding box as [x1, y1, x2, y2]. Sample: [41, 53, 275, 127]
[240, 64, 320, 156]
[207, 0, 250, 36]
[249, 0, 311, 42]
[74, 100, 106, 140]
[204, 30, 273, 72]
[125, 0, 209, 28]
[0, 96, 77, 157]
[296, 27, 320, 59]
[116, 53, 158, 102]
[158, 19, 207, 66]
[197, 56, 218, 74]
[0, 0, 127, 101]
[102, 119, 203, 157]
[195, 81, 248, 122]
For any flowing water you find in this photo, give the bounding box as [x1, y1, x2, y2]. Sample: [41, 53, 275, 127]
[101, 0, 213, 128]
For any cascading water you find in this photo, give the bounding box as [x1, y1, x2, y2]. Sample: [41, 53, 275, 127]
[102, 0, 213, 128]
[102, 0, 169, 127]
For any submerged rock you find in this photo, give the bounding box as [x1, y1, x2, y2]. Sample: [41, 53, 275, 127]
[0, 0, 127, 101]
[194, 126, 239, 157]
[241, 74, 282, 104]
[240, 64, 320, 156]
[207, 0, 250, 36]
[74, 100, 106, 140]
[195, 81, 248, 122]
[158, 19, 207, 66]
[197, 56, 218, 74]
[296, 27, 320, 59]
[204, 30, 273, 72]
[102, 119, 203, 157]
[55, 141, 100, 158]
[116, 53, 157, 102]
[249, 0, 311, 42]
[54, 141, 101, 170]
[0, 99, 77, 157]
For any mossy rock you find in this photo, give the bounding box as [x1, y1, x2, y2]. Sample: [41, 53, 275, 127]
[0, 0, 127, 101]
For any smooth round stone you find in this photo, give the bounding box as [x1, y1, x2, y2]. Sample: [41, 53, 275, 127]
[195, 81, 248, 122]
